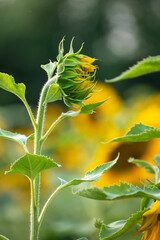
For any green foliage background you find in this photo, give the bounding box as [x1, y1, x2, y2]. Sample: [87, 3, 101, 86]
[1, 0, 160, 105]
[1, 0, 160, 239]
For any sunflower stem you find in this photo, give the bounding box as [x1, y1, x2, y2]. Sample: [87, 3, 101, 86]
[30, 76, 57, 240]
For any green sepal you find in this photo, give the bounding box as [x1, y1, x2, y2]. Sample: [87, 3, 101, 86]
[0, 128, 30, 151]
[41, 61, 57, 79]
[58, 78, 80, 89]
[61, 100, 107, 118]
[76, 182, 160, 200]
[80, 100, 108, 114]
[69, 37, 75, 54]
[59, 70, 78, 79]
[57, 62, 65, 74]
[128, 157, 158, 174]
[5, 153, 61, 180]
[99, 209, 148, 240]
[0, 72, 26, 102]
[57, 37, 65, 61]
[64, 57, 80, 67]
[59, 155, 119, 190]
[109, 123, 160, 143]
[105, 55, 160, 82]
[44, 83, 62, 103]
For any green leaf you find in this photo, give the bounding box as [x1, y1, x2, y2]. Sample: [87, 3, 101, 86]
[59, 155, 119, 190]
[80, 100, 108, 114]
[61, 100, 107, 119]
[99, 209, 147, 240]
[0, 72, 26, 102]
[128, 157, 158, 174]
[141, 198, 153, 211]
[76, 182, 160, 200]
[0, 128, 29, 151]
[6, 153, 60, 180]
[105, 56, 160, 82]
[44, 83, 62, 103]
[109, 123, 160, 143]
[41, 61, 57, 79]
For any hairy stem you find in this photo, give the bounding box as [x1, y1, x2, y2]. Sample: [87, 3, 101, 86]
[0, 235, 10, 240]
[23, 100, 37, 129]
[41, 113, 66, 144]
[30, 76, 57, 240]
[38, 186, 62, 228]
[30, 180, 38, 240]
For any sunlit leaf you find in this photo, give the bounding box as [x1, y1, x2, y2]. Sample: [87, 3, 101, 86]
[0, 72, 26, 102]
[99, 209, 147, 240]
[61, 100, 107, 118]
[6, 153, 60, 180]
[105, 56, 160, 82]
[80, 100, 107, 114]
[0, 128, 29, 151]
[59, 155, 119, 190]
[109, 123, 160, 143]
[128, 158, 158, 174]
[77, 182, 160, 200]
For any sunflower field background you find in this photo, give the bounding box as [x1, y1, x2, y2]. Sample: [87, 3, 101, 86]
[1, 0, 160, 240]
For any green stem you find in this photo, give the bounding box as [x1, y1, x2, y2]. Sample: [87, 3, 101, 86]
[38, 185, 62, 227]
[30, 75, 58, 240]
[0, 235, 10, 240]
[41, 113, 66, 144]
[23, 100, 37, 129]
[30, 180, 38, 240]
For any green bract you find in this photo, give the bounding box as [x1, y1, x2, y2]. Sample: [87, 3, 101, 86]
[56, 38, 97, 108]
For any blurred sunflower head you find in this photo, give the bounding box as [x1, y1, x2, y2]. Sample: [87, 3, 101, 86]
[71, 82, 123, 139]
[56, 38, 97, 108]
[86, 137, 160, 187]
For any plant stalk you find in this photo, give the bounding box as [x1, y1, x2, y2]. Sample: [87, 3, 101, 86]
[30, 76, 57, 240]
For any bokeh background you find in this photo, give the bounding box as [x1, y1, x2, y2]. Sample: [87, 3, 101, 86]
[1, 0, 160, 239]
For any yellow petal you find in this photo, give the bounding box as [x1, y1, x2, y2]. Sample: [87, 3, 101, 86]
[82, 63, 96, 72]
[78, 56, 95, 64]
[143, 201, 160, 217]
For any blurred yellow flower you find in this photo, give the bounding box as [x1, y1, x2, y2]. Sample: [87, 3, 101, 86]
[135, 200, 160, 240]
[54, 141, 89, 171]
[83, 91, 160, 186]
[86, 139, 157, 186]
[71, 82, 122, 139]
[131, 93, 160, 128]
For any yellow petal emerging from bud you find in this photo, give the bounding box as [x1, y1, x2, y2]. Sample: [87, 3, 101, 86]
[56, 39, 97, 108]
[135, 201, 160, 240]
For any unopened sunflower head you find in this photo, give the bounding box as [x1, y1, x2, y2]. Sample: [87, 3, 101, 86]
[56, 38, 97, 108]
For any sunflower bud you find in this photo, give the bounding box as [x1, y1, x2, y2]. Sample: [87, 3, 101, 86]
[56, 38, 96, 108]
